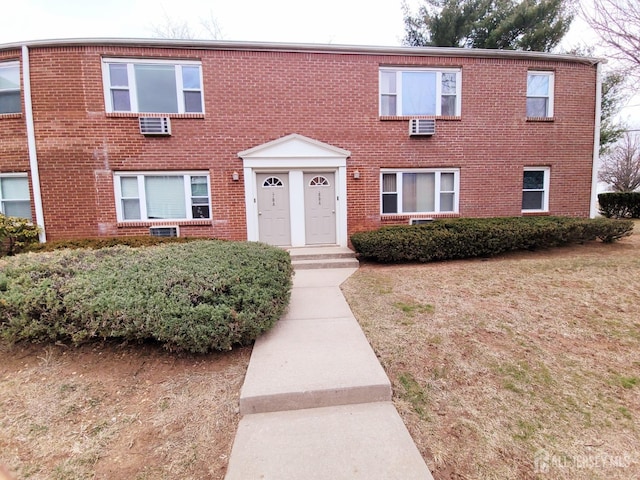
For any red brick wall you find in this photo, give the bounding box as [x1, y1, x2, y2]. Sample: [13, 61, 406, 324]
[0, 44, 597, 241]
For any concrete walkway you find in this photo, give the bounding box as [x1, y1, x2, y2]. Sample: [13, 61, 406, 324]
[225, 268, 434, 479]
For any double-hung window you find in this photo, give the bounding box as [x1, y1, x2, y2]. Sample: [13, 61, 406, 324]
[0, 174, 31, 220]
[0, 61, 20, 114]
[526, 72, 554, 118]
[103, 59, 204, 114]
[522, 167, 550, 212]
[381, 169, 459, 214]
[380, 68, 461, 116]
[115, 172, 211, 221]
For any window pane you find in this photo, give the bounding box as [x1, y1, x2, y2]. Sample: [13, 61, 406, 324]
[380, 71, 396, 94]
[3, 201, 31, 219]
[526, 98, 548, 117]
[382, 174, 397, 193]
[184, 91, 203, 113]
[523, 171, 545, 189]
[440, 192, 454, 212]
[441, 73, 456, 94]
[0, 91, 20, 113]
[120, 177, 139, 197]
[381, 95, 396, 116]
[523, 191, 544, 210]
[382, 194, 397, 214]
[0, 65, 19, 90]
[134, 64, 178, 113]
[111, 90, 131, 111]
[1, 177, 29, 199]
[145, 176, 186, 219]
[403, 172, 435, 212]
[122, 199, 141, 219]
[527, 74, 549, 96]
[182, 66, 201, 89]
[109, 64, 128, 87]
[441, 95, 456, 116]
[402, 72, 436, 115]
[190, 176, 208, 196]
[192, 205, 210, 219]
[441, 173, 454, 191]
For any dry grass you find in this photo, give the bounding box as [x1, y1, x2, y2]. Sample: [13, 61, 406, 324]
[0, 342, 250, 479]
[342, 222, 640, 480]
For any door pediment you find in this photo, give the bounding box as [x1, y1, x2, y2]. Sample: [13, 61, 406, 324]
[239, 134, 350, 166]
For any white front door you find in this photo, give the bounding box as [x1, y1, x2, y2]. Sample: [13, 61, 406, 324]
[304, 172, 336, 244]
[256, 173, 291, 246]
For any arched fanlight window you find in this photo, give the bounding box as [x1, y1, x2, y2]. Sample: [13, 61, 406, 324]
[308, 176, 330, 186]
[262, 177, 284, 187]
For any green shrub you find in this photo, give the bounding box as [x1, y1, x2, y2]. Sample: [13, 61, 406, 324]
[350, 217, 634, 263]
[25, 235, 195, 253]
[598, 192, 640, 218]
[0, 214, 40, 256]
[0, 241, 293, 353]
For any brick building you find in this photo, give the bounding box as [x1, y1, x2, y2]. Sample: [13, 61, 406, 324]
[0, 38, 602, 247]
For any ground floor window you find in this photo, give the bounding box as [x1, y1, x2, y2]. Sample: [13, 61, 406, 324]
[522, 167, 550, 212]
[114, 172, 211, 221]
[381, 169, 459, 214]
[0, 174, 32, 220]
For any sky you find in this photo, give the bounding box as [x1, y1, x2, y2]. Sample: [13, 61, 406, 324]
[0, 0, 637, 126]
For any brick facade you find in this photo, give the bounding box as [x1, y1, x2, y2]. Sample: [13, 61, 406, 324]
[0, 40, 599, 243]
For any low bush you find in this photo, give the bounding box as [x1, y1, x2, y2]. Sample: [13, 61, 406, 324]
[25, 235, 195, 253]
[350, 216, 634, 263]
[0, 240, 293, 353]
[0, 214, 40, 256]
[598, 192, 640, 218]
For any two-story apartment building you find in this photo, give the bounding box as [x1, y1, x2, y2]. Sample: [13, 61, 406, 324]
[0, 39, 601, 246]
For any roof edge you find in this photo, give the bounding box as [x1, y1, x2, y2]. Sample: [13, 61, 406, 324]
[0, 37, 604, 65]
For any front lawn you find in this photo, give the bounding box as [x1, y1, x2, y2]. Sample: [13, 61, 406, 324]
[342, 223, 640, 479]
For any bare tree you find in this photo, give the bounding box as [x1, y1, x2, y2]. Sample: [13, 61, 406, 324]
[599, 133, 640, 192]
[582, 0, 640, 77]
[150, 11, 223, 40]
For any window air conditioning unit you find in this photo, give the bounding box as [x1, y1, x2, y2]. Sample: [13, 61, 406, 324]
[410, 218, 434, 225]
[409, 118, 436, 136]
[139, 117, 171, 136]
[149, 226, 179, 237]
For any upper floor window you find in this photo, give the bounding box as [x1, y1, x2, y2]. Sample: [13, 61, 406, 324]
[114, 172, 211, 221]
[381, 169, 459, 215]
[103, 59, 204, 114]
[380, 68, 461, 117]
[526, 72, 554, 118]
[0, 174, 31, 220]
[0, 62, 20, 114]
[522, 167, 550, 212]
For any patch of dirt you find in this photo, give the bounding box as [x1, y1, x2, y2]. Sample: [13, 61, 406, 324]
[342, 225, 640, 480]
[0, 342, 250, 479]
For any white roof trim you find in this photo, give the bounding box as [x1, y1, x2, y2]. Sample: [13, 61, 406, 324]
[0, 38, 604, 65]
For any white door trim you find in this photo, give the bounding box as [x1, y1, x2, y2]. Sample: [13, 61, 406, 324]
[239, 134, 350, 247]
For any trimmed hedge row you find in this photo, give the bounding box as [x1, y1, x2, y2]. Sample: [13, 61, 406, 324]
[599, 192, 640, 218]
[350, 217, 634, 263]
[25, 235, 196, 253]
[0, 240, 293, 353]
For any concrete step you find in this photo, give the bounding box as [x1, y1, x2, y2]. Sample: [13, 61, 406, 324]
[225, 402, 434, 480]
[287, 246, 359, 269]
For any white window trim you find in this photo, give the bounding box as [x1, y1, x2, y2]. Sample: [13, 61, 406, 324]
[0, 173, 31, 218]
[114, 171, 212, 222]
[0, 61, 20, 115]
[380, 168, 460, 215]
[102, 58, 204, 114]
[379, 68, 462, 117]
[522, 167, 550, 212]
[527, 71, 554, 118]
